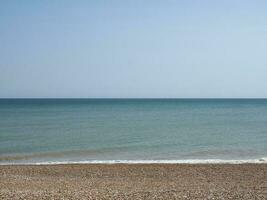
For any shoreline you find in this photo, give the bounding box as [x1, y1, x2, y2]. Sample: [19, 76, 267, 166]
[1, 163, 266, 199]
[1, 158, 267, 165]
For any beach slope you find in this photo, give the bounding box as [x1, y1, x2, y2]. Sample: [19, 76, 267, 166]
[0, 164, 266, 199]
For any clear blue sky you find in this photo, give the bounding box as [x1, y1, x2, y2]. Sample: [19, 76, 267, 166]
[1, 0, 267, 98]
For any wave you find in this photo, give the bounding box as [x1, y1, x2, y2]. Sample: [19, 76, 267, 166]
[0, 148, 120, 162]
[0, 158, 266, 165]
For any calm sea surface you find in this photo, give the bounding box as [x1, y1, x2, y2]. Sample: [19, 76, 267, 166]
[0, 99, 267, 164]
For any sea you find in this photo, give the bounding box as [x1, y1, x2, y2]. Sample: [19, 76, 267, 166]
[0, 99, 266, 164]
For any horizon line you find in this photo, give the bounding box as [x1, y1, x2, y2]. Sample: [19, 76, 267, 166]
[1, 97, 267, 100]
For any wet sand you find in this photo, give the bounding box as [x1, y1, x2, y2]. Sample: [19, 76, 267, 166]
[0, 164, 266, 199]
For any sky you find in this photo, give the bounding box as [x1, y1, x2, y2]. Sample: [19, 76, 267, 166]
[0, 0, 267, 98]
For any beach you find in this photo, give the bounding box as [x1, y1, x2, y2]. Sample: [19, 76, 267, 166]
[1, 164, 266, 199]
[1, 99, 267, 199]
[2, 0, 267, 199]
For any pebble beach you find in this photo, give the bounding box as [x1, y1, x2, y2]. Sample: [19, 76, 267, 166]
[0, 164, 266, 199]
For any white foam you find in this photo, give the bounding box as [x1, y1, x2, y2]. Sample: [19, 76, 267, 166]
[1, 158, 266, 165]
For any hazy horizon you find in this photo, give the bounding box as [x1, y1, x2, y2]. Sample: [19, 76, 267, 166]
[0, 97, 267, 100]
[1, 1, 267, 98]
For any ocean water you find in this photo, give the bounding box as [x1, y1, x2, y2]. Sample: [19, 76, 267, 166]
[0, 99, 267, 164]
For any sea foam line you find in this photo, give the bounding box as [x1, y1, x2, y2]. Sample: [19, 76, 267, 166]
[1, 158, 266, 165]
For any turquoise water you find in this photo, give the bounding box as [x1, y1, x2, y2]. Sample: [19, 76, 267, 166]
[0, 99, 267, 164]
